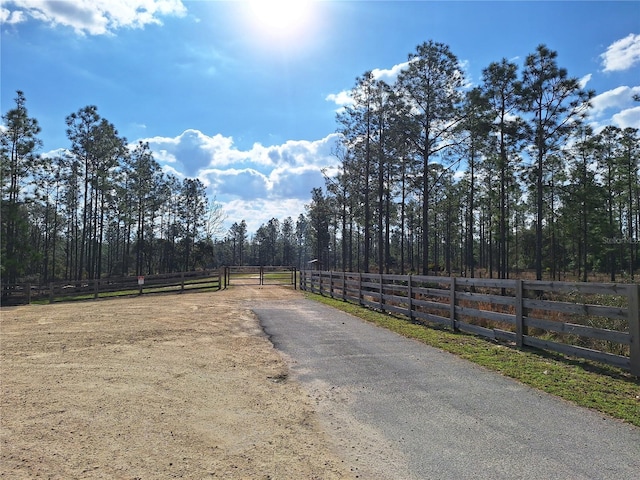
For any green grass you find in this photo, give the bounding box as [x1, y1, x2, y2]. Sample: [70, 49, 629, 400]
[262, 272, 295, 282]
[31, 280, 222, 304]
[305, 292, 640, 427]
[263, 272, 293, 279]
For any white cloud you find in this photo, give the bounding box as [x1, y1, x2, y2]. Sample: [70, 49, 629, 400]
[588, 85, 640, 131]
[143, 129, 247, 174]
[143, 130, 340, 176]
[1, 7, 25, 23]
[1, 0, 187, 35]
[138, 129, 340, 232]
[326, 60, 412, 110]
[270, 165, 327, 199]
[152, 149, 178, 165]
[160, 164, 184, 179]
[203, 168, 271, 200]
[579, 73, 592, 89]
[325, 90, 353, 108]
[263, 135, 341, 169]
[601, 33, 640, 72]
[611, 106, 640, 130]
[222, 198, 307, 235]
[41, 147, 68, 158]
[591, 85, 640, 115]
[371, 60, 411, 83]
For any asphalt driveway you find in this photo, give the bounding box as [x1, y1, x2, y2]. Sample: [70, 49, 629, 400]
[253, 298, 640, 480]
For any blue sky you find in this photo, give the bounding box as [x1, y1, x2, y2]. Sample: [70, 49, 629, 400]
[2, 1, 639, 234]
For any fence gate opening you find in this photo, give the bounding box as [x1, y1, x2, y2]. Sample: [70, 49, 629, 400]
[223, 266, 297, 288]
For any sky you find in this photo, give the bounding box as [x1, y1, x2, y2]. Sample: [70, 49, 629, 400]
[2, 0, 639, 235]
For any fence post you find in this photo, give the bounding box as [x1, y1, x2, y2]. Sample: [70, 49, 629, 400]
[342, 272, 346, 301]
[515, 279, 524, 348]
[408, 275, 413, 322]
[449, 277, 456, 331]
[358, 273, 363, 306]
[329, 271, 333, 298]
[94, 279, 99, 299]
[49, 282, 54, 304]
[379, 274, 384, 312]
[180, 272, 185, 292]
[628, 283, 640, 377]
[26, 283, 31, 304]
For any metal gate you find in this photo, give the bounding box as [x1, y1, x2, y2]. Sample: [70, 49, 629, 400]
[223, 266, 297, 288]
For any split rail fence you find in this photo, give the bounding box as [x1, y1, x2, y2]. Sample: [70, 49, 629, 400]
[300, 270, 640, 376]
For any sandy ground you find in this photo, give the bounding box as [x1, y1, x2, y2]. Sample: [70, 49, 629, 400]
[0, 286, 357, 479]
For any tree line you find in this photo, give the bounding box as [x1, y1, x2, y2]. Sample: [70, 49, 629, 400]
[305, 42, 639, 281]
[1, 97, 224, 284]
[1, 92, 316, 285]
[2, 41, 639, 286]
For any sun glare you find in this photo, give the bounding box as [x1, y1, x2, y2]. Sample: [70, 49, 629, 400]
[247, 0, 314, 41]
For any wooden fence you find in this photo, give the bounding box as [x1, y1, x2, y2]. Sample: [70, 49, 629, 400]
[1, 270, 222, 305]
[300, 270, 640, 376]
[223, 266, 297, 287]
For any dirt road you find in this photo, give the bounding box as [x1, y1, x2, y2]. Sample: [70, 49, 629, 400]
[0, 286, 355, 479]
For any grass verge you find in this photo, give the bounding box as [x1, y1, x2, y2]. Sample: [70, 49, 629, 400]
[306, 292, 640, 427]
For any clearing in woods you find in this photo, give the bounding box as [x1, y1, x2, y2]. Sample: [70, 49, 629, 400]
[0, 286, 356, 479]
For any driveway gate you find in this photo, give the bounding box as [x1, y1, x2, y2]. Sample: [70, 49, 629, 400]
[223, 266, 297, 288]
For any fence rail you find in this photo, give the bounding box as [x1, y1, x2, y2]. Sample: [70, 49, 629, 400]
[1, 267, 297, 305]
[223, 266, 297, 287]
[300, 271, 640, 376]
[1, 270, 222, 305]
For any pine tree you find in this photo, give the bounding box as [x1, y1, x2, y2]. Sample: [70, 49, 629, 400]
[397, 41, 466, 275]
[1, 91, 43, 285]
[481, 59, 526, 279]
[520, 45, 593, 280]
